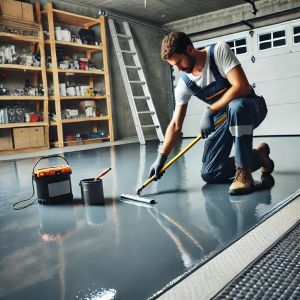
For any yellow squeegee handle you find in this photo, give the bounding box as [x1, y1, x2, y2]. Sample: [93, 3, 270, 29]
[140, 114, 227, 191]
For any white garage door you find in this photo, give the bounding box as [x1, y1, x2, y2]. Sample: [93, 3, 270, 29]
[172, 18, 300, 137]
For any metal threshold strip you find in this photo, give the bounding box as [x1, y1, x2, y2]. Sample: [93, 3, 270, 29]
[213, 219, 300, 299]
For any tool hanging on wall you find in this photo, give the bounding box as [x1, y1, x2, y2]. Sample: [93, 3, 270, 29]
[121, 114, 228, 204]
[12, 155, 73, 210]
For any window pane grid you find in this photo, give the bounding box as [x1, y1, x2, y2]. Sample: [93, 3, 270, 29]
[272, 37, 286, 41]
[258, 29, 286, 51]
[234, 45, 247, 49]
[226, 38, 247, 55]
[293, 26, 300, 35]
[293, 26, 300, 44]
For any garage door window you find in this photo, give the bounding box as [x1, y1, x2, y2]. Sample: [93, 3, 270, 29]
[293, 26, 300, 44]
[226, 38, 247, 55]
[258, 30, 286, 51]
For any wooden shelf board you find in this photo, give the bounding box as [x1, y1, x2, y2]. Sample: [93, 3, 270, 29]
[49, 96, 106, 100]
[45, 40, 103, 53]
[64, 137, 110, 146]
[0, 64, 42, 72]
[0, 32, 41, 44]
[0, 145, 49, 156]
[50, 116, 109, 125]
[42, 9, 101, 27]
[0, 122, 48, 129]
[47, 68, 105, 75]
[0, 96, 45, 100]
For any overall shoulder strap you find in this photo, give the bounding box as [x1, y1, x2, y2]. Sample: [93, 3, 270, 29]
[209, 43, 223, 81]
[181, 73, 201, 94]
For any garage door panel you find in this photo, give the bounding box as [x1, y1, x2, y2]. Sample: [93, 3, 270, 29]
[254, 103, 300, 136]
[253, 76, 300, 106]
[182, 115, 202, 138]
[242, 51, 300, 84]
[186, 97, 207, 116]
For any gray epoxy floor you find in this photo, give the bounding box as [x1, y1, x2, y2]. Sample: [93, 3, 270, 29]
[0, 136, 300, 300]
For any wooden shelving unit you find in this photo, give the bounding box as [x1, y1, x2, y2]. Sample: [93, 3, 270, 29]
[44, 40, 104, 53]
[0, 64, 42, 72]
[41, 3, 114, 148]
[49, 96, 106, 100]
[0, 32, 40, 44]
[0, 2, 49, 156]
[63, 137, 110, 146]
[49, 116, 109, 126]
[46, 68, 105, 75]
[0, 122, 48, 129]
[0, 96, 45, 100]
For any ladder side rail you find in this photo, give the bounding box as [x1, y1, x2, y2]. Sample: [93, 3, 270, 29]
[123, 22, 164, 142]
[108, 19, 145, 144]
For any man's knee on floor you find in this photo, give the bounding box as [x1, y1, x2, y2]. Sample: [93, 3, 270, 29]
[201, 169, 224, 184]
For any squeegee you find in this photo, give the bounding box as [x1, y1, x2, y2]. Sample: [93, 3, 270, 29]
[121, 114, 227, 204]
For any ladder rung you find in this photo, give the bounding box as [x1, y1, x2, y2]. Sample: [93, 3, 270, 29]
[141, 125, 160, 128]
[133, 96, 150, 100]
[117, 34, 131, 39]
[121, 50, 136, 55]
[125, 65, 141, 69]
[138, 111, 155, 114]
[130, 81, 145, 84]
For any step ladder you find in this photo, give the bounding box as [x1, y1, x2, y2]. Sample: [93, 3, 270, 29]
[108, 19, 164, 145]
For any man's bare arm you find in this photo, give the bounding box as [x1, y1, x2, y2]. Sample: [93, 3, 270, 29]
[210, 65, 251, 112]
[160, 103, 188, 157]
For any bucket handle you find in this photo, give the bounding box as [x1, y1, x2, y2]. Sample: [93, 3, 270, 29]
[33, 155, 70, 176]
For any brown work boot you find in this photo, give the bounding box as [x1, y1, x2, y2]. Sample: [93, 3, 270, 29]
[229, 167, 254, 195]
[255, 143, 274, 174]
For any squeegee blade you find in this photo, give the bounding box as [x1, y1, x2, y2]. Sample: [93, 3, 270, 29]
[120, 194, 155, 204]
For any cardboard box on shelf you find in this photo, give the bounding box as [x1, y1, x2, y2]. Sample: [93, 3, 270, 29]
[0, 0, 34, 22]
[0, 0, 22, 19]
[30, 135, 45, 147]
[13, 127, 45, 149]
[79, 100, 96, 114]
[0, 128, 13, 151]
[29, 127, 45, 147]
[21, 2, 34, 22]
[13, 127, 30, 149]
[29, 127, 44, 137]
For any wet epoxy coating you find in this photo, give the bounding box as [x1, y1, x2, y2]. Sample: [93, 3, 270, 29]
[1, 137, 300, 300]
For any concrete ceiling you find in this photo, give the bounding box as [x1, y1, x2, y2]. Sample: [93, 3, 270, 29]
[59, 0, 250, 26]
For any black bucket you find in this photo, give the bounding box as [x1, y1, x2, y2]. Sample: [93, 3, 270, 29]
[79, 178, 104, 205]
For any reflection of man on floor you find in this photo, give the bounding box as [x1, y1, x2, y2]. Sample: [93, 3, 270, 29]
[202, 174, 274, 245]
[149, 32, 274, 194]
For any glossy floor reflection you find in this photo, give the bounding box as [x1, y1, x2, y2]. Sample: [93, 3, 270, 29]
[0, 137, 300, 300]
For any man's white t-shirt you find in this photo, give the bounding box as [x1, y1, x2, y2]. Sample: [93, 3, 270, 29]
[175, 42, 241, 106]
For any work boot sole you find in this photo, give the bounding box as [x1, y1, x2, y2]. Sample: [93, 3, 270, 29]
[229, 182, 254, 195]
[262, 143, 275, 174]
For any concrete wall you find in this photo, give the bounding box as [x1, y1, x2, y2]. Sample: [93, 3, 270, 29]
[34, 0, 173, 141]
[164, 0, 300, 42]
